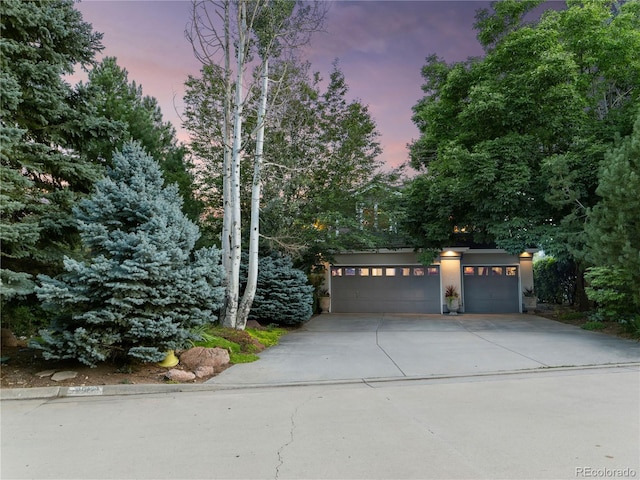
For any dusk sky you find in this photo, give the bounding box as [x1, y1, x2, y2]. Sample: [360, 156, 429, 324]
[74, 0, 494, 171]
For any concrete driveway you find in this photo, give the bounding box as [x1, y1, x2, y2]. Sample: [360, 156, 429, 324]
[208, 313, 640, 386]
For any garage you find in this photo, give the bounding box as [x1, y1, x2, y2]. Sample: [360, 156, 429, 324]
[330, 265, 441, 314]
[462, 265, 520, 313]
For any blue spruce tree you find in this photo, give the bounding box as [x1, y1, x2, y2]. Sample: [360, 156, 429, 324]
[241, 253, 314, 325]
[35, 142, 224, 366]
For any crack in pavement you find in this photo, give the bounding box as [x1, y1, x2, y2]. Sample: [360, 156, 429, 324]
[274, 393, 314, 479]
[375, 314, 407, 377]
[457, 322, 550, 367]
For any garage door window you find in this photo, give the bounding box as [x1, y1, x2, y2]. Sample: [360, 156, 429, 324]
[332, 266, 440, 277]
[465, 266, 517, 276]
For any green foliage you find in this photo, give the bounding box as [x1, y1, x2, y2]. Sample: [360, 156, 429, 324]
[191, 331, 241, 354]
[0, 0, 111, 302]
[191, 324, 288, 364]
[34, 143, 225, 366]
[208, 326, 262, 353]
[246, 327, 288, 348]
[0, 302, 50, 337]
[585, 111, 640, 308]
[230, 353, 260, 364]
[405, 0, 640, 262]
[184, 59, 399, 264]
[582, 320, 606, 331]
[621, 316, 640, 339]
[83, 57, 204, 224]
[534, 257, 577, 304]
[585, 266, 637, 322]
[241, 253, 314, 325]
[557, 310, 586, 322]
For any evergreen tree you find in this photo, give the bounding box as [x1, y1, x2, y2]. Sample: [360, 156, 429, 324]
[1, 0, 111, 301]
[84, 57, 204, 223]
[585, 111, 640, 310]
[240, 252, 313, 325]
[35, 143, 224, 366]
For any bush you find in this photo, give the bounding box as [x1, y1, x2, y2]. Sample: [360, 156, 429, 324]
[241, 253, 314, 326]
[534, 257, 576, 304]
[0, 300, 50, 337]
[582, 320, 606, 331]
[585, 266, 638, 322]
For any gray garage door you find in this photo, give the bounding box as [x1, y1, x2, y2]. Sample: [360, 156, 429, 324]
[463, 266, 520, 313]
[330, 265, 440, 313]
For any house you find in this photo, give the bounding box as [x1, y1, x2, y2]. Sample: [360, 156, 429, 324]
[323, 248, 536, 314]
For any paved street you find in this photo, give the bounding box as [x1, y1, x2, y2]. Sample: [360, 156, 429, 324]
[2, 314, 639, 479]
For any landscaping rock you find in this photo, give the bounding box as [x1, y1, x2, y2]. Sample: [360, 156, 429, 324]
[1, 328, 18, 348]
[179, 347, 230, 371]
[51, 371, 78, 382]
[164, 369, 196, 382]
[194, 365, 215, 378]
[246, 320, 262, 329]
[35, 370, 57, 378]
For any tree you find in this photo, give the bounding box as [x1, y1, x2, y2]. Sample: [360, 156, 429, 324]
[35, 143, 225, 367]
[84, 57, 204, 223]
[187, 0, 326, 329]
[405, 0, 640, 306]
[184, 56, 398, 270]
[0, 0, 111, 302]
[585, 111, 640, 311]
[240, 252, 313, 325]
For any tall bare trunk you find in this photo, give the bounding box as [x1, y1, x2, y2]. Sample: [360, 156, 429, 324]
[222, 0, 247, 328]
[221, 0, 232, 288]
[237, 57, 269, 329]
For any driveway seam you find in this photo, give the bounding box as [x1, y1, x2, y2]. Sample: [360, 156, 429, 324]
[461, 326, 550, 367]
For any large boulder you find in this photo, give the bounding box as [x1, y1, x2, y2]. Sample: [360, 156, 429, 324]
[179, 347, 230, 371]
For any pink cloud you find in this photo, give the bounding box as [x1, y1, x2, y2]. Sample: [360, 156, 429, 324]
[74, 0, 493, 171]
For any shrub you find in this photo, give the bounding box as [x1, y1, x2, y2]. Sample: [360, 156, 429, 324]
[0, 301, 50, 337]
[534, 257, 576, 304]
[582, 321, 606, 331]
[241, 253, 314, 326]
[584, 266, 637, 322]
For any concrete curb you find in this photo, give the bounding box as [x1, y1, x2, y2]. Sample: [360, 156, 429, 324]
[2, 362, 638, 401]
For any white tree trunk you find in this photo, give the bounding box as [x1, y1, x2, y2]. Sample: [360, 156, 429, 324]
[222, 0, 247, 328]
[221, 0, 232, 282]
[237, 57, 269, 329]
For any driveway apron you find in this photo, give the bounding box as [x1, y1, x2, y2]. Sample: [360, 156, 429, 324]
[207, 313, 640, 386]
